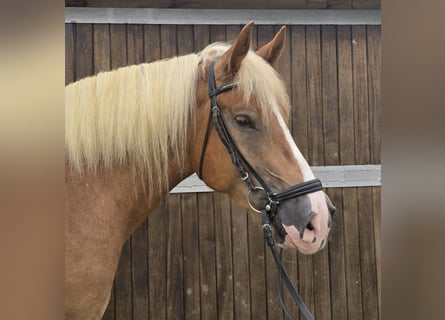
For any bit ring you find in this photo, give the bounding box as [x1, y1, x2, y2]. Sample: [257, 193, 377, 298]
[247, 186, 267, 213]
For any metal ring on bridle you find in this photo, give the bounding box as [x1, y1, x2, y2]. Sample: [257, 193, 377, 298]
[247, 186, 268, 213]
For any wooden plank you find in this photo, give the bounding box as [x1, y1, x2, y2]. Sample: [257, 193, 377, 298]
[131, 221, 149, 320]
[115, 238, 133, 320]
[177, 24, 195, 54]
[110, 24, 127, 69]
[144, 25, 161, 63]
[290, 25, 309, 160]
[327, 188, 347, 320]
[372, 187, 381, 318]
[366, 25, 381, 164]
[357, 187, 379, 320]
[209, 24, 226, 43]
[93, 24, 111, 74]
[306, 25, 324, 166]
[127, 24, 145, 65]
[197, 192, 218, 319]
[352, 26, 377, 320]
[321, 25, 339, 166]
[327, 0, 352, 9]
[160, 24, 177, 58]
[166, 194, 185, 319]
[148, 201, 168, 320]
[65, 24, 75, 85]
[181, 193, 201, 320]
[230, 199, 251, 319]
[247, 212, 268, 320]
[75, 23, 94, 80]
[319, 27, 342, 317]
[352, 25, 370, 165]
[313, 246, 331, 320]
[281, 249, 300, 320]
[193, 24, 210, 53]
[213, 192, 234, 319]
[353, 0, 380, 9]
[297, 252, 314, 320]
[319, 31, 343, 320]
[342, 188, 363, 319]
[337, 26, 355, 165]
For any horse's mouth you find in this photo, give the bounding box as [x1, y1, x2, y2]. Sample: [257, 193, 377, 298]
[277, 213, 329, 254]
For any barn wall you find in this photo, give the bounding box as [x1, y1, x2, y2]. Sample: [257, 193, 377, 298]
[65, 23, 381, 320]
[65, 0, 381, 10]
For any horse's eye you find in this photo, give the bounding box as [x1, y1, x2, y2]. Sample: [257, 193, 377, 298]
[235, 115, 253, 128]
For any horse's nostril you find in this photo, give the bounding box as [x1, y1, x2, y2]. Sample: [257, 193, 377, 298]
[307, 222, 314, 231]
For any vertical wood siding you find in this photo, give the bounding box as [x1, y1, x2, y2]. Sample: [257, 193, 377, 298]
[65, 24, 381, 320]
[65, 0, 381, 10]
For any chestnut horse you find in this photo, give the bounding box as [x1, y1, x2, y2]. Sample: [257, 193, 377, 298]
[65, 22, 334, 319]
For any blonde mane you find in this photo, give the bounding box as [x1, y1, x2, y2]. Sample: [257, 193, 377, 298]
[65, 43, 290, 193]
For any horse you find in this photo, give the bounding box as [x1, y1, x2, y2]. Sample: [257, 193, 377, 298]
[65, 21, 335, 319]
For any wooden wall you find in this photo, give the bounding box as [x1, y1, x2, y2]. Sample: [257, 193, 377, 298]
[65, 0, 381, 9]
[65, 23, 381, 319]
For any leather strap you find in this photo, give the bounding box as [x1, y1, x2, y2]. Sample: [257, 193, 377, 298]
[261, 210, 315, 320]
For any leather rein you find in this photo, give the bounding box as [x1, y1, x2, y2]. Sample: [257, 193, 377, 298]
[198, 57, 323, 320]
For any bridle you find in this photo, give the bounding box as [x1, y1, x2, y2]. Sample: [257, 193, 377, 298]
[198, 57, 324, 320]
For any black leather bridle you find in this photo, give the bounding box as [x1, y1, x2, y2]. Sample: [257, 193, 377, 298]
[198, 57, 324, 320]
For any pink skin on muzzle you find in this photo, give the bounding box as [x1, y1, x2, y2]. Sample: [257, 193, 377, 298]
[278, 191, 331, 255]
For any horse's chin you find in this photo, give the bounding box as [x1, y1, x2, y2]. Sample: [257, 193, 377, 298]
[276, 234, 324, 255]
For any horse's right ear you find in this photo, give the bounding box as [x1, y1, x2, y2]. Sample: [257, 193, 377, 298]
[256, 25, 286, 67]
[220, 21, 254, 75]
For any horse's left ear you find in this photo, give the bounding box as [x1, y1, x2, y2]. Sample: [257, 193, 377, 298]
[256, 26, 286, 67]
[221, 21, 254, 75]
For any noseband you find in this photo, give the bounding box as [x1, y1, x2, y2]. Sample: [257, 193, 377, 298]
[198, 57, 323, 320]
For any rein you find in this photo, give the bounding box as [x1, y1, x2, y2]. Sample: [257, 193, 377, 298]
[198, 57, 323, 320]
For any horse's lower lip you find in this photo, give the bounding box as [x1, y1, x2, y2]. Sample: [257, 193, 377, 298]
[281, 230, 318, 254]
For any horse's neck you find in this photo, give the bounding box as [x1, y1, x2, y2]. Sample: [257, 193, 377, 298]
[66, 160, 194, 241]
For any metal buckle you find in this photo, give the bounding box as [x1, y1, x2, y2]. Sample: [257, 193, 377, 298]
[265, 198, 279, 212]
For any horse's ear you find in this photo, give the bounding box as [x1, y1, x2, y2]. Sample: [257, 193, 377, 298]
[221, 21, 254, 75]
[256, 25, 286, 67]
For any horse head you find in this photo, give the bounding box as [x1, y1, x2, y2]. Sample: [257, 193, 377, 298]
[191, 22, 335, 255]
